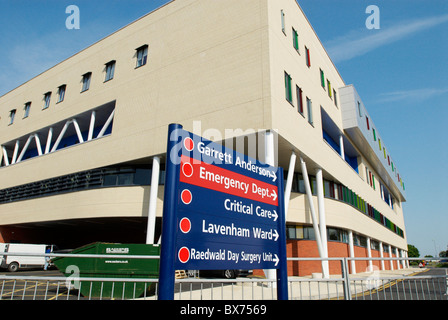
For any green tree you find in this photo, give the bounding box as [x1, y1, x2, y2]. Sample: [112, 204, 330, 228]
[407, 244, 420, 258]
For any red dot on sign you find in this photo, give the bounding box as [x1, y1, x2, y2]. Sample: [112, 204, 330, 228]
[182, 162, 193, 177]
[178, 247, 190, 263]
[181, 189, 192, 205]
[184, 137, 194, 151]
[179, 218, 191, 233]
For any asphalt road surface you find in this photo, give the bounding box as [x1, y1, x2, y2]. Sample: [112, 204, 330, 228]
[353, 268, 447, 300]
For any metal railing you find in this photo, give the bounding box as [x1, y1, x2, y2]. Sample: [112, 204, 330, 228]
[0, 253, 446, 300]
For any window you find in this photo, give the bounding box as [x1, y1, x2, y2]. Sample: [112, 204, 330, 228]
[333, 89, 338, 107]
[81, 72, 91, 92]
[136, 45, 148, 68]
[370, 240, 379, 251]
[372, 128, 377, 141]
[43, 92, 51, 110]
[23, 102, 31, 118]
[8, 109, 16, 125]
[105, 60, 116, 82]
[305, 46, 311, 67]
[296, 85, 303, 115]
[57, 85, 66, 103]
[281, 10, 286, 34]
[328, 228, 348, 243]
[357, 101, 362, 117]
[306, 98, 313, 125]
[292, 28, 299, 51]
[366, 116, 370, 130]
[287, 225, 304, 240]
[284, 72, 293, 103]
[320, 69, 325, 89]
[327, 80, 332, 98]
[353, 234, 367, 248]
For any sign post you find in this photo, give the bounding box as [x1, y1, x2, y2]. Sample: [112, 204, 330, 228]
[159, 123, 288, 300]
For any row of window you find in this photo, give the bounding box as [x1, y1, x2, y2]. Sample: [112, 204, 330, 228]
[0, 164, 161, 204]
[285, 171, 404, 238]
[357, 102, 405, 191]
[5, 45, 148, 126]
[319, 68, 338, 107]
[284, 71, 314, 125]
[281, 9, 338, 109]
[286, 225, 394, 253]
[281, 10, 311, 69]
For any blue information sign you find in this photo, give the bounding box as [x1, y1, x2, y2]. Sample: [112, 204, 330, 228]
[158, 124, 288, 300]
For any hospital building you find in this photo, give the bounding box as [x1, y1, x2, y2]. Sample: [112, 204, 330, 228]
[0, 0, 408, 276]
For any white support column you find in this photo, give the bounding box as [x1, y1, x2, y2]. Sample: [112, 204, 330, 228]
[405, 251, 410, 268]
[97, 109, 115, 138]
[45, 127, 53, 154]
[315, 168, 329, 278]
[367, 237, 373, 271]
[11, 140, 20, 164]
[284, 152, 296, 219]
[72, 119, 84, 143]
[339, 134, 345, 160]
[2, 147, 9, 166]
[263, 131, 276, 283]
[16, 136, 32, 163]
[395, 248, 400, 270]
[51, 121, 70, 152]
[401, 250, 406, 269]
[88, 110, 96, 141]
[300, 157, 325, 275]
[146, 156, 160, 245]
[389, 245, 394, 270]
[34, 134, 43, 156]
[0, 146, 3, 166]
[379, 242, 385, 270]
[348, 230, 356, 274]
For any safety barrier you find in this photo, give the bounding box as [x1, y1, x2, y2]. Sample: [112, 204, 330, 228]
[0, 253, 446, 300]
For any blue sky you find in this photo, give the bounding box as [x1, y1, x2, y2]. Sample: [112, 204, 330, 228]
[0, 0, 446, 257]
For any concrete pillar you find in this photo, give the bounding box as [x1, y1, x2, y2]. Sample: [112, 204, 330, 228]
[367, 237, 373, 271]
[146, 156, 160, 244]
[348, 230, 356, 274]
[316, 168, 329, 278]
[339, 135, 345, 160]
[284, 152, 296, 219]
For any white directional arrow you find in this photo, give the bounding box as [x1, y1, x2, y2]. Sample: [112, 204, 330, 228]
[269, 170, 277, 182]
[273, 254, 279, 267]
[272, 210, 278, 222]
[273, 229, 279, 242]
[271, 189, 277, 201]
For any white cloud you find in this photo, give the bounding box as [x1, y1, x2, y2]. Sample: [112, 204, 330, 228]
[377, 87, 448, 103]
[326, 14, 448, 63]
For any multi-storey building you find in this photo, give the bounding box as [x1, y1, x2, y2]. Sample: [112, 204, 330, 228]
[0, 0, 408, 276]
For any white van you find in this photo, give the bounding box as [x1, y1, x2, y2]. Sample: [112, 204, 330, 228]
[0, 243, 53, 272]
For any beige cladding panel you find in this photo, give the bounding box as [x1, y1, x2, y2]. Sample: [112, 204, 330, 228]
[0, 186, 165, 225]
